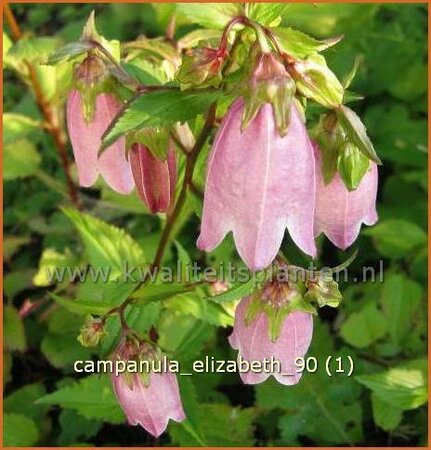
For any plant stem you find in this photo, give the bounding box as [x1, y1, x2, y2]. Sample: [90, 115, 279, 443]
[4, 4, 81, 209]
[152, 101, 217, 270]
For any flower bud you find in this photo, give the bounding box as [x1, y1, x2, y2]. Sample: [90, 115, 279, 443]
[129, 143, 176, 214]
[243, 52, 295, 136]
[67, 90, 134, 194]
[177, 47, 226, 86]
[77, 316, 106, 347]
[111, 339, 185, 437]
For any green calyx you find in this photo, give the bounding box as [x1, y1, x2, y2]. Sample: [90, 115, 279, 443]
[77, 315, 107, 348]
[313, 110, 376, 190]
[126, 127, 171, 160]
[292, 54, 344, 109]
[304, 271, 343, 308]
[242, 52, 296, 136]
[244, 279, 316, 343]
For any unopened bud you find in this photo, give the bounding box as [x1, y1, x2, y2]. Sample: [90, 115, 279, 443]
[177, 47, 226, 86]
[77, 316, 107, 347]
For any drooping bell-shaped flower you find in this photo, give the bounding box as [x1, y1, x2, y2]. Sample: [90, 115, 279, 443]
[111, 340, 185, 437]
[228, 295, 314, 386]
[313, 142, 378, 249]
[66, 55, 134, 194]
[197, 99, 316, 271]
[129, 144, 176, 214]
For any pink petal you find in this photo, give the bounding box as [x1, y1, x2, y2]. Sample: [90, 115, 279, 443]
[228, 296, 314, 385]
[66, 90, 134, 194]
[313, 143, 378, 249]
[129, 144, 176, 213]
[111, 371, 185, 437]
[197, 99, 316, 271]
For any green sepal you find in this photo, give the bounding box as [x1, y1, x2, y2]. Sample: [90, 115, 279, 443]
[293, 54, 344, 108]
[263, 294, 316, 342]
[244, 291, 263, 326]
[242, 68, 296, 136]
[342, 56, 361, 90]
[312, 112, 344, 185]
[337, 142, 370, 191]
[126, 127, 170, 160]
[336, 105, 382, 165]
[305, 272, 343, 308]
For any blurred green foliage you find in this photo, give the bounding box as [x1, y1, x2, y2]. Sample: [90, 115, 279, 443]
[3, 3, 428, 447]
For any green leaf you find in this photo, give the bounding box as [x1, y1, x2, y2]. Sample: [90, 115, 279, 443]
[33, 248, 77, 287]
[62, 207, 145, 278]
[246, 4, 291, 27]
[3, 235, 31, 261]
[364, 219, 427, 259]
[4, 140, 41, 180]
[337, 143, 370, 191]
[4, 413, 39, 446]
[380, 273, 422, 346]
[356, 359, 428, 410]
[51, 294, 114, 316]
[44, 41, 94, 65]
[208, 273, 262, 304]
[132, 282, 195, 304]
[4, 305, 26, 352]
[340, 302, 388, 348]
[41, 308, 92, 369]
[342, 57, 361, 89]
[3, 113, 41, 145]
[272, 27, 343, 58]
[178, 29, 222, 49]
[295, 54, 344, 108]
[337, 105, 382, 164]
[102, 89, 223, 149]
[8, 36, 60, 62]
[37, 374, 125, 424]
[176, 3, 242, 29]
[4, 383, 47, 423]
[371, 394, 403, 431]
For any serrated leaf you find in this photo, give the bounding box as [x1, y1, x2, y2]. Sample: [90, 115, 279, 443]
[44, 41, 94, 65]
[4, 140, 41, 180]
[337, 105, 382, 164]
[272, 27, 343, 58]
[51, 294, 114, 316]
[356, 359, 428, 410]
[36, 375, 125, 424]
[102, 89, 223, 149]
[3, 113, 41, 145]
[62, 207, 145, 278]
[176, 3, 242, 29]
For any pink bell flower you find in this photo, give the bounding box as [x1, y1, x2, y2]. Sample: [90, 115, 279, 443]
[129, 144, 176, 214]
[66, 90, 134, 194]
[111, 370, 186, 437]
[228, 296, 313, 385]
[313, 143, 378, 249]
[197, 99, 316, 271]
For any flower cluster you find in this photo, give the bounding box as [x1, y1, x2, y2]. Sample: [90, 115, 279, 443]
[60, 9, 380, 438]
